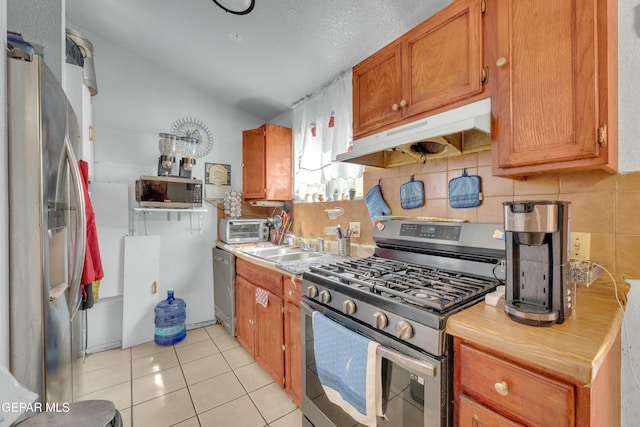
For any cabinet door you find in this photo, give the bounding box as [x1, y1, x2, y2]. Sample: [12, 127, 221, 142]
[458, 395, 524, 427]
[235, 276, 255, 356]
[255, 290, 284, 387]
[492, 0, 615, 175]
[403, 0, 484, 117]
[352, 42, 403, 136]
[122, 235, 160, 348]
[242, 126, 266, 199]
[263, 124, 293, 201]
[284, 302, 301, 407]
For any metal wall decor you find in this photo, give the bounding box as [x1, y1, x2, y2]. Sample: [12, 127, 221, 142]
[170, 117, 214, 158]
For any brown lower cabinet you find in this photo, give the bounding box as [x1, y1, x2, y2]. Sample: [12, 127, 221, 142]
[235, 258, 301, 406]
[235, 275, 284, 387]
[454, 335, 621, 426]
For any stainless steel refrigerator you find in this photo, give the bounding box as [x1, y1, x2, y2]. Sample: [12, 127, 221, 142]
[8, 52, 86, 403]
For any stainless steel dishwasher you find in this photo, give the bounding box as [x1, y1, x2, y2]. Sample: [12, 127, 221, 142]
[213, 246, 235, 336]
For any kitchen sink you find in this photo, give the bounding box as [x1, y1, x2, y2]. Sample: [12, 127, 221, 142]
[241, 246, 302, 258]
[241, 246, 324, 263]
[266, 252, 324, 263]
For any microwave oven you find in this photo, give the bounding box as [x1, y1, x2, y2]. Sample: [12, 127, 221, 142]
[219, 218, 269, 244]
[136, 175, 202, 208]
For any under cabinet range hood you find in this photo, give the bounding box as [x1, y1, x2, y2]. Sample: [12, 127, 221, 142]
[337, 98, 492, 168]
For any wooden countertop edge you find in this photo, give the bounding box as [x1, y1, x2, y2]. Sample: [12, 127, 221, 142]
[446, 275, 632, 387]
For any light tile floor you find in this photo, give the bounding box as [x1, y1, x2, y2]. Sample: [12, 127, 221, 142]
[76, 324, 302, 427]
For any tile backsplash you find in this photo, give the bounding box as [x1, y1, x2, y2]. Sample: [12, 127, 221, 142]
[290, 150, 640, 279]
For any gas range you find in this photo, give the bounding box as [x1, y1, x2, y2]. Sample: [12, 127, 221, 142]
[301, 221, 506, 356]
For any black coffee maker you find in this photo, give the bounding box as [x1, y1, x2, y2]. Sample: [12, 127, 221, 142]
[503, 201, 572, 326]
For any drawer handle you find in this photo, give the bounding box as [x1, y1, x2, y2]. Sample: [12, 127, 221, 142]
[288, 290, 294, 296]
[494, 381, 509, 396]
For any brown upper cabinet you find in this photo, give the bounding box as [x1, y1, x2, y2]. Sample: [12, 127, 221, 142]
[490, 0, 618, 177]
[352, 0, 485, 137]
[242, 123, 292, 200]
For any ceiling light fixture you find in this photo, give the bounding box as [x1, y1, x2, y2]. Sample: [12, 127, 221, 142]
[211, 0, 255, 15]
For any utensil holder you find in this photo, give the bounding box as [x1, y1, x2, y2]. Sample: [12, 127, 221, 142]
[338, 237, 350, 257]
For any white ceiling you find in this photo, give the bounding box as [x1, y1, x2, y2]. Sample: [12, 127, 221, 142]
[66, 0, 452, 121]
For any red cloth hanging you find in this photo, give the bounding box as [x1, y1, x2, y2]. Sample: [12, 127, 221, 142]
[79, 160, 104, 288]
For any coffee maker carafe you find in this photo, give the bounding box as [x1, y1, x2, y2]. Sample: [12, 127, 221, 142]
[503, 201, 572, 326]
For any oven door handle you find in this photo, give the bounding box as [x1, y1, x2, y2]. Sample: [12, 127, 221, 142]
[301, 299, 437, 378]
[377, 345, 436, 378]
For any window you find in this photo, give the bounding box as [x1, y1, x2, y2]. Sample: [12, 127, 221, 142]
[292, 71, 363, 202]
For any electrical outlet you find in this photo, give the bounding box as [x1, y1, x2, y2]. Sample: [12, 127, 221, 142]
[349, 222, 361, 238]
[570, 232, 591, 260]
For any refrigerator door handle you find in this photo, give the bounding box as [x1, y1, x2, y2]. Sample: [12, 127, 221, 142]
[65, 137, 87, 320]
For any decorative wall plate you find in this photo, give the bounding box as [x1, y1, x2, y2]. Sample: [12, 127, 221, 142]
[170, 117, 213, 158]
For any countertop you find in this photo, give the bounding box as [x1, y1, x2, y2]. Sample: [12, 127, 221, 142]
[446, 274, 631, 387]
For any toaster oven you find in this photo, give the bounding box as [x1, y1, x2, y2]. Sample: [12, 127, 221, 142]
[219, 218, 269, 243]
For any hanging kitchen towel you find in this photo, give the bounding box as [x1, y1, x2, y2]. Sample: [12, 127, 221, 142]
[365, 180, 391, 225]
[312, 311, 382, 427]
[255, 287, 269, 308]
[79, 160, 103, 310]
[400, 175, 425, 209]
[448, 169, 482, 209]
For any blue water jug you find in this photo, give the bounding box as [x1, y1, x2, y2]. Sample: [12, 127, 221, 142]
[154, 289, 187, 345]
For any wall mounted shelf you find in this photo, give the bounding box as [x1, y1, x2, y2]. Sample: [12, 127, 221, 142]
[133, 207, 208, 235]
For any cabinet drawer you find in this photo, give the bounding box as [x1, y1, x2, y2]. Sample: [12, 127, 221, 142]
[458, 343, 575, 426]
[283, 276, 301, 305]
[458, 394, 524, 427]
[236, 258, 283, 296]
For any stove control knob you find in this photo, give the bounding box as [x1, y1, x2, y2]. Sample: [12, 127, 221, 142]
[396, 321, 413, 340]
[319, 290, 331, 304]
[307, 285, 318, 299]
[343, 300, 356, 315]
[373, 312, 388, 329]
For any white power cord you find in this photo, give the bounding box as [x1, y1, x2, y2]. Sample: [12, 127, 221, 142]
[588, 261, 640, 389]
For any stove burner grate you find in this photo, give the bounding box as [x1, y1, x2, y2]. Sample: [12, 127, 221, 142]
[308, 256, 497, 313]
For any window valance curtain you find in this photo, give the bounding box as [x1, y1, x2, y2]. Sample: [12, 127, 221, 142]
[293, 70, 362, 185]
